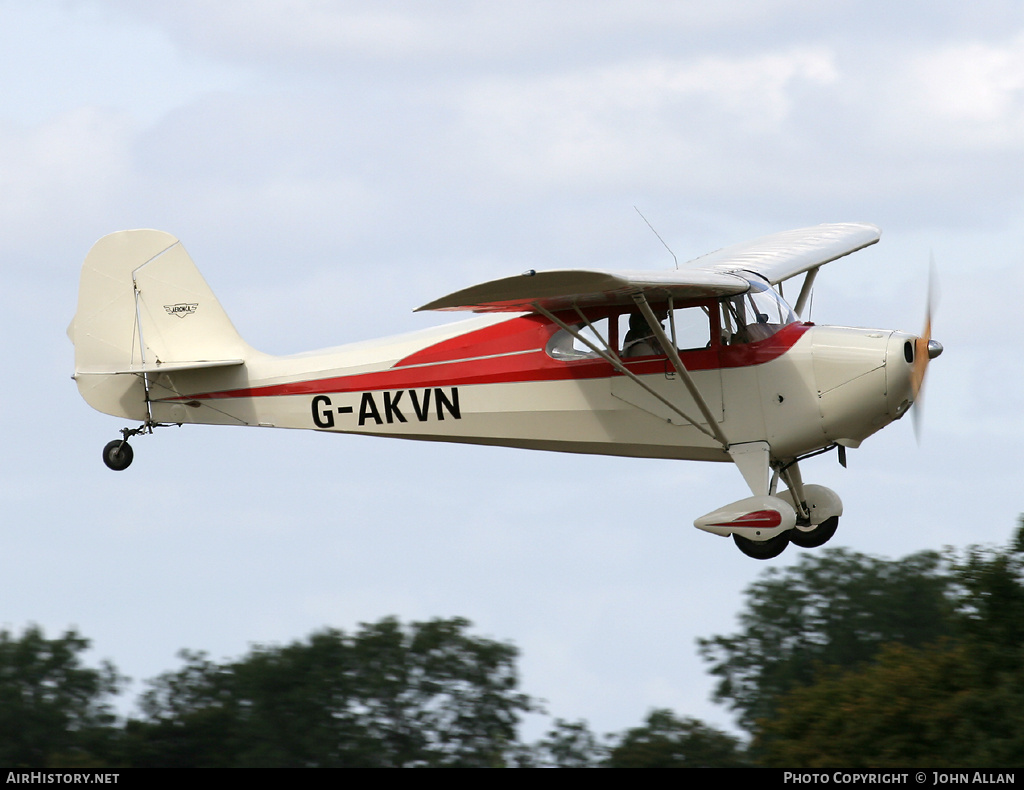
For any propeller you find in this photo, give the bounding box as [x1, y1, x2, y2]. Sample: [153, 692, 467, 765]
[911, 256, 942, 441]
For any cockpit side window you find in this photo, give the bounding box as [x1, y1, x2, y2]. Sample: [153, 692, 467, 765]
[619, 303, 712, 357]
[720, 279, 797, 345]
[546, 317, 609, 360]
[670, 304, 714, 351]
[545, 302, 716, 361]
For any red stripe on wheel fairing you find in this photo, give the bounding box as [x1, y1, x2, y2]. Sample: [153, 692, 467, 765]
[708, 510, 784, 529]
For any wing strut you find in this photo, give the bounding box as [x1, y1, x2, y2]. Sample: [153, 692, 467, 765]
[631, 294, 730, 448]
[531, 302, 728, 448]
[793, 266, 819, 319]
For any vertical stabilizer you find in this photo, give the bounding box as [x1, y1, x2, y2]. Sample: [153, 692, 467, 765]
[70, 230, 251, 419]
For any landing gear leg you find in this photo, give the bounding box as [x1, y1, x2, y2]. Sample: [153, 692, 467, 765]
[772, 459, 843, 549]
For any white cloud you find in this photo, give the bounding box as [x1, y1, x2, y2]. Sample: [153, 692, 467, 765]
[906, 33, 1024, 147]
[99, 0, 808, 65]
[0, 2, 248, 127]
[0, 108, 132, 249]
[456, 50, 839, 191]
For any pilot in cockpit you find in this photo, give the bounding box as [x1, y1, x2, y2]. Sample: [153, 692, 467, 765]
[622, 312, 667, 357]
[721, 281, 797, 345]
[745, 311, 775, 342]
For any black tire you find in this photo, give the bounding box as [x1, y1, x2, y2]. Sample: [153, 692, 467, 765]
[789, 516, 839, 549]
[102, 440, 134, 471]
[733, 531, 790, 560]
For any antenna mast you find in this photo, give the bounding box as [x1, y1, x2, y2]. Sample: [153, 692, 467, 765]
[634, 206, 679, 270]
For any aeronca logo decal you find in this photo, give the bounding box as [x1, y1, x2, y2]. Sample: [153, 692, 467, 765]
[164, 302, 198, 318]
[311, 388, 461, 429]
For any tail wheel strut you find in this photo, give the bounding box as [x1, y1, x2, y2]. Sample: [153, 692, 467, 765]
[100, 421, 177, 471]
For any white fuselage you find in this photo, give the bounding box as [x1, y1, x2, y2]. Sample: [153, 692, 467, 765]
[95, 311, 918, 466]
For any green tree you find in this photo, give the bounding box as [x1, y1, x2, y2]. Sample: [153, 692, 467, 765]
[605, 709, 747, 767]
[698, 547, 956, 733]
[950, 518, 1024, 673]
[528, 718, 608, 767]
[126, 617, 536, 767]
[754, 520, 1024, 768]
[0, 625, 124, 767]
[756, 641, 980, 767]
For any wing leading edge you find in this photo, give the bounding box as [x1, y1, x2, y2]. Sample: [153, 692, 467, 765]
[417, 223, 880, 314]
[416, 268, 750, 313]
[683, 222, 880, 285]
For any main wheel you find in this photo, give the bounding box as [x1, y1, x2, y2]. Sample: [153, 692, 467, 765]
[733, 531, 790, 560]
[789, 515, 839, 549]
[102, 440, 134, 471]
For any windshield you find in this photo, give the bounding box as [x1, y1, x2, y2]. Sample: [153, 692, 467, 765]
[720, 278, 797, 344]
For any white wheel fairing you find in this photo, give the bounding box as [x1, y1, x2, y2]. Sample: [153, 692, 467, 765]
[694, 495, 797, 541]
[777, 484, 843, 530]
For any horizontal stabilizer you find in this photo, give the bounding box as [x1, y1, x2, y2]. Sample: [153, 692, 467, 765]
[75, 359, 245, 376]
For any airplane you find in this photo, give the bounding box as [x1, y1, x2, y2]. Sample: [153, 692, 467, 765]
[68, 223, 941, 559]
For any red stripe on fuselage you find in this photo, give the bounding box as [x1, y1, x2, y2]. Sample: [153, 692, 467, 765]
[172, 316, 810, 401]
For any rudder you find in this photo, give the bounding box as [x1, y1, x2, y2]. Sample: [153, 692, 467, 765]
[70, 230, 251, 419]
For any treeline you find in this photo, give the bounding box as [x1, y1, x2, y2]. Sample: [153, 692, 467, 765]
[702, 521, 1024, 767]
[0, 618, 743, 767]
[5, 520, 1024, 767]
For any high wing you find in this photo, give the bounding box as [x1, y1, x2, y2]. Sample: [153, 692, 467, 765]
[417, 222, 879, 313]
[683, 222, 880, 286]
[416, 268, 750, 313]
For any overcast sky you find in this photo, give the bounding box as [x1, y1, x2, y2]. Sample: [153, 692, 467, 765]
[3, 0, 1024, 740]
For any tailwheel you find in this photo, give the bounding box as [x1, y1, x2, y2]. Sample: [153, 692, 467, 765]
[102, 439, 134, 471]
[790, 515, 839, 548]
[100, 422, 161, 471]
[733, 531, 790, 560]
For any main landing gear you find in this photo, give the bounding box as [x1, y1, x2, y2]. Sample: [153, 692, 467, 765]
[730, 512, 841, 560]
[789, 515, 840, 549]
[731, 513, 841, 559]
[694, 477, 844, 560]
[733, 530, 791, 560]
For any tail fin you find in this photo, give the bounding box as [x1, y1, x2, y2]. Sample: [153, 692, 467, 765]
[70, 230, 250, 420]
